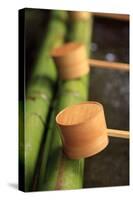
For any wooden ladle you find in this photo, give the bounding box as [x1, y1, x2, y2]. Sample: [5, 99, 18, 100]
[52, 42, 129, 80]
[52, 42, 89, 80]
[56, 101, 129, 159]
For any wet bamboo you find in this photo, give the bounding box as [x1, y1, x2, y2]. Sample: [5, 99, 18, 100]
[37, 12, 93, 191]
[21, 10, 68, 191]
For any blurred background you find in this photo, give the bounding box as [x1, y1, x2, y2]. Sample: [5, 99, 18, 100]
[25, 9, 129, 188]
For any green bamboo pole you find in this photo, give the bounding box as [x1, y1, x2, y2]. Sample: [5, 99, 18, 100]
[37, 13, 93, 191]
[19, 101, 24, 191]
[20, 10, 68, 192]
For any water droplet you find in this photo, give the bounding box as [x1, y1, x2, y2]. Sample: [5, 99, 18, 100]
[91, 43, 98, 52]
[105, 53, 116, 61]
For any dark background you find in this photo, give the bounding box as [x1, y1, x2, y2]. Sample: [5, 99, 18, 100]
[25, 9, 129, 188]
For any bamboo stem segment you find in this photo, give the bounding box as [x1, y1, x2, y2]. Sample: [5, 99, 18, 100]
[38, 12, 93, 191]
[107, 129, 129, 139]
[89, 59, 129, 71]
[23, 10, 68, 192]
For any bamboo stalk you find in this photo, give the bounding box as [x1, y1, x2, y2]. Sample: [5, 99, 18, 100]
[19, 101, 24, 190]
[37, 13, 93, 191]
[89, 59, 129, 71]
[22, 10, 68, 192]
[108, 129, 129, 139]
[93, 12, 129, 21]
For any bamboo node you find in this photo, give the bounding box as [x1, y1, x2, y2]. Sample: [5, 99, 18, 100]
[27, 91, 49, 103]
[60, 90, 81, 97]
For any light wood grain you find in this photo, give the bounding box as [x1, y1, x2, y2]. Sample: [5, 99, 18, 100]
[52, 42, 89, 80]
[56, 101, 108, 159]
[89, 59, 129, 71]
[107, 129, 129, 139]
[93, 13, 129, 21]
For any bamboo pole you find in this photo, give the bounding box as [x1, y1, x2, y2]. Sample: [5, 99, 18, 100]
[22, 10, 68, 192]
[89, 59, 129, 71]
[93, 13, 129, 21]
[19, 101, 24, 190]
[37, 13, 93, 191]
[108, 129, 129, 139]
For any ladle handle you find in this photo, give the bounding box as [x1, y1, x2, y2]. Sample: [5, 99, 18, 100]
[107, 129, 129, 139]
[88, 59, 129, 71]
